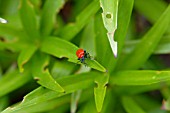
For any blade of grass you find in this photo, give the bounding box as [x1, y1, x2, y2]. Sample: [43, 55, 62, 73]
[56, 0, 100, 41]
[40, 0, 65, 36]
[99, 0, 118, 57]
[122, 96, 146, 113]
[31, 52, 64, 92]
[116, 5, 170, 70]
[18, 45, 37, 73]
[19, 0, 40, 39]
[41, 36, 106, 72]
[111, 70, 170, 86]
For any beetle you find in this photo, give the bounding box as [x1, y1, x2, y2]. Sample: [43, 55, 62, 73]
[76, 48, 91, 65]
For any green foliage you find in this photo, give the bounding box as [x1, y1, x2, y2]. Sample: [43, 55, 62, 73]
[0, 0, 170, 113]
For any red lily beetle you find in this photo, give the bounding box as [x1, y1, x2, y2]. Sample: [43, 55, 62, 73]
[76, 48, 91, 65]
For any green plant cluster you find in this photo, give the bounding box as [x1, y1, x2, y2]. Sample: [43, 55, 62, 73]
[0, 0, 170, 113]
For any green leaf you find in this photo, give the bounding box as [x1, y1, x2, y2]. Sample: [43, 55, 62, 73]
[116, 5, 170, 70]
[1, 72, 99, 113]
[40, 0, 65, 36]
[134, 0, 167, 24]
[57, 0, 100, 41]
[154, 35, 170, 54]
[77, 100, 97, 113]
[134, 95, 161, 111]
[19, 0, 40, 39]
[124, 36, 170, 54]
[0, 69, 32, 97]
[71, 90, 82, 113]
[111, 70, 170, 85]
[100, 0, 118, 57]
[41, 36, 106, 72]
[31, 52, 64, 92]
[18, 45, 37, 73]
[0, 96, 8, 111]
[51, 59, 77, 79]
[94, 72, 109, 112]
[122, 96, 146, 113]
[100, 89, 116, 113]
[114, 0, 134, 56]
[95, 13, 116, 73]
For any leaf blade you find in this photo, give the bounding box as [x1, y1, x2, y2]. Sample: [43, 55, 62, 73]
[31, 52, 64, 92]
[122, 96, 146, 113]
[40, 0, 65, 36]
[56, 0, 100, 41]
[41, 36, 106, 72]
[18, 45, 37, 73]
[19, 0, 40, 39]
[111, 70, 170, 85]
[100, 0, 118, 56]
[117, 5, 170, 70]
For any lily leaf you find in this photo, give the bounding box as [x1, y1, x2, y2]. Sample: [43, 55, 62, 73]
[0, 69, 32, 97]
[31, 52, 65, 92]
[18, 45, 37, 73]
[57, 0, 100, 41]
[116, 5, 170, 70]
[2, 72, 99, 113]
[40, 0, 65, 36]
[41, 36, 106, 72]
[111, 70, 170, 85]
[94, 72, 109, 112]
[122, 96, 146, 113]
[19, 0, 40, 39]
[100, 0, 118, 57]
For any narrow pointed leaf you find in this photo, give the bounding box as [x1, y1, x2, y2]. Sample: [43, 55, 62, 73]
[111, 70, 170, 85]
[41, 36, 106, 72]
[94, 73, 109, 112]
[0, 96, 8, 111]
[117, 5, 170, 70]
[71, 90, 82, 113]
[18, 45, 37, 72]
[0, 70, 32, 97]
[134, 0, 167, 24]
[1, 72, 99, 113]
[114, 0, 134, 56]
[31, 52, 64, 92]
[57, 0, 100, 41]
[19, 0, 40, 39]
[122, 96, 146, 113]
[40, 0, 65, 36]
[77, 100, 97, 113]
[100, 0, 118, 57]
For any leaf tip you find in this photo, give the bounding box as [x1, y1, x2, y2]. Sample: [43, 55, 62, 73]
[19, 66, 24, 73]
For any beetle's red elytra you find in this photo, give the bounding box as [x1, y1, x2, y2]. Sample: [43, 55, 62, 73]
[76, 48, 91, 65]
[76, 48, 84, 58]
